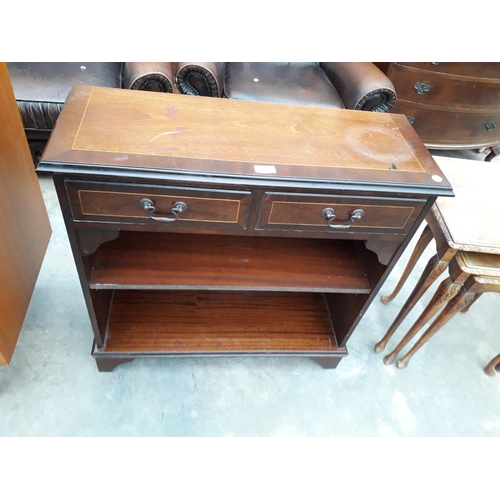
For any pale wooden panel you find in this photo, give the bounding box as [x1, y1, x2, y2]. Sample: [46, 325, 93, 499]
[433, 155, 500, 253]
[0, 62, 52, 365]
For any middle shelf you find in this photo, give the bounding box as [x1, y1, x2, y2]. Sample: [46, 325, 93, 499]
[88, 231, 372, 293]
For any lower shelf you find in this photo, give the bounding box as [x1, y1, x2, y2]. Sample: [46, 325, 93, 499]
[95, 290, 347, 359]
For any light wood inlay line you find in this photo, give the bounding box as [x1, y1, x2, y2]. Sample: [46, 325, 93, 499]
[72, 86, 95, 152]
[77, 189, 242, 224]
[68, 87, 426, 173]
[268, 201, 416, 229]
[387, 114, 425, 172]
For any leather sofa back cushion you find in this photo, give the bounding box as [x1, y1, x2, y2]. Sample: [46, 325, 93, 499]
[224, 62, 345, 109]
[7, 62, 123, 131]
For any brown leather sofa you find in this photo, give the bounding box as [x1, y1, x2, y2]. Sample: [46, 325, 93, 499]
[7, 62, 176, 164]
[174, 62, 397, 112]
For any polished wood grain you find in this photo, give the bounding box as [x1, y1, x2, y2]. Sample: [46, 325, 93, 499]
[0, 63, 52, 365]
[89, 232, 372, 292]
[39, 85, 451, 194]
[101, 290, 340, 353]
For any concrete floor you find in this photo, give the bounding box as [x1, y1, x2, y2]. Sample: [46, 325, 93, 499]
[1, 149, 500, 439]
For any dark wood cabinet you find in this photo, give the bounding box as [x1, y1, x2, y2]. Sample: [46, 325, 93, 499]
[383, 62, 500, 154]
[38, 85, 452, 371]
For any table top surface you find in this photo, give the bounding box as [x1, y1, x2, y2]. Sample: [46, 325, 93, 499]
[39, 85, 451, 195]
[432, 155, 500, 254]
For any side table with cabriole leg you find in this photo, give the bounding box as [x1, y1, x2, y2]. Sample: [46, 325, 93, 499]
[383, 251, 500, 369]
[375, 155, 500, 371]
[374, 205, 458, 354]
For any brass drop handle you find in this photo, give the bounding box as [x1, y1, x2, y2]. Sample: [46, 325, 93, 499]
[140, 198, 187, 222]
[321, 208, 364, 229]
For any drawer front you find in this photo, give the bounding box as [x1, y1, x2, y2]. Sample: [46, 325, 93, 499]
[389, 63, 500, 108]
[393, 100, 500, 148]
[396, 62, 500, 80]
[257, 193, 424, 235]
[66, 181, 252, 230]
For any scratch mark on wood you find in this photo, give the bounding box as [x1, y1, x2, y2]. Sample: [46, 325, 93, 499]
[149, 127, 189, 142]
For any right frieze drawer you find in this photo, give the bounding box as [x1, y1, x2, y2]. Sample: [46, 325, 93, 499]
[257, 193, 425, 235]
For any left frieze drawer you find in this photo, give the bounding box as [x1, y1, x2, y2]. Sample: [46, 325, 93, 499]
[65, 180, 252, 231]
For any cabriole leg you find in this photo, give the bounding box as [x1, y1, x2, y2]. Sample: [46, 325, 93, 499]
[484, 354, 500, 376]
[375, 252, 449, 353]
[381, 224, 434, 304]
[396, 289, 477, 369]
[383, 276, 462, 365]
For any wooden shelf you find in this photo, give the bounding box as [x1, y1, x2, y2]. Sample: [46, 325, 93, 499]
[97, 290, 345, 355]
[89, 232, 371, 293]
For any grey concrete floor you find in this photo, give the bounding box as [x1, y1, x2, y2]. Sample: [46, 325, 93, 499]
[1, 149, 500, 438]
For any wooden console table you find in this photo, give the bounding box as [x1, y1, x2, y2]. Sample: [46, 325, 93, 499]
[38, 85, 452, 371]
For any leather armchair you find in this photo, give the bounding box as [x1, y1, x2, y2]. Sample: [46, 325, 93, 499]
[7, 62, 176, 164]
[174, 62, 397, 112]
